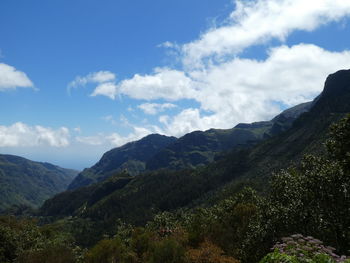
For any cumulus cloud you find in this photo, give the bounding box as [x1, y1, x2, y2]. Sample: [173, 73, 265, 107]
[78, 0, 350, 140]
[118, 68, 195, 100]
[67, 71, 116, 95]
[108, 44, 350, 137]
[138, 103, 177, 115]
[0, 63, 34, 91]
[0, 122, 70, 147]
[182, 0, 350, 67]
[167, 45, 350, 135]
[90, 82, 118, 99]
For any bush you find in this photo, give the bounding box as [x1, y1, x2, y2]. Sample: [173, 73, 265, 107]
[260, 234, 350, 263]
[147, 238, 186, 263]
[84, 237, 135, 263]
[186, 240, 240, 263]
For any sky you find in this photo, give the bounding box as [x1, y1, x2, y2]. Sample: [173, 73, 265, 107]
[1, 0, 350, 170]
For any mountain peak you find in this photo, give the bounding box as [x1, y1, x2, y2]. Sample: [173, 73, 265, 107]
[309, 69, 350, 115]
[323, 69, 350, 97]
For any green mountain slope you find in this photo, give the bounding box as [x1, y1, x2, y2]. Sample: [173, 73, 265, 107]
[40, 69, 350, 229]
[68, 134, 177, 190]
[146, 101, 312, 171]
[68, 102, 311, 191]
[0, 154, 78, 211]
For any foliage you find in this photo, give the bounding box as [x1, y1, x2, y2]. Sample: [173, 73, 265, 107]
[183, 187, 259, 258]
[260, 234, 350, 263]
[84, 237, 135, 263]
[0, 154, 77, 211]
[0, 215, 80, 263]
[5, 73, 350, 262]
[186, 240, 240, 263]
[242, 114, 350, 262]
[147, 237, 186, 263]
[326, 114, 350, 167]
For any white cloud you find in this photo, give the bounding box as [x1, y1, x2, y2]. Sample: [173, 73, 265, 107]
[76, 134, 105, 146]
[182, 0, 350, 67]
[107, 126, 153, 146]
[68, 71, 116, 88]
[91, 82, 118, 99]
[86, 44, 350, 138]
[158, 41, 180, 49]
[72, 0, 350, 140]
[0, 122, 70, 147]
[118, 68, 195, 100]
[76, 125, 159, 147]
[67, 71, 116, 95]
[89, 71, 116, 83]
[144, 44, 350, 136]
[0, 63, 34, 91]
[138, 103, 177, 115]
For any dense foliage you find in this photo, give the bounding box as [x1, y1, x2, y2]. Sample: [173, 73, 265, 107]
[0, 216, 80, 263]
[30, 115, 350, 262]
[0, 154, 77, 211]
[260, 234, 350, 263]
[1, 113, 350, 262]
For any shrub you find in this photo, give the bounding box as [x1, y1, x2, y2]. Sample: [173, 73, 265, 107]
[260, 234, 349, 263]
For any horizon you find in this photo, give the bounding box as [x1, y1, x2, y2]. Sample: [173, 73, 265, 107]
[1, 0, 350, 169]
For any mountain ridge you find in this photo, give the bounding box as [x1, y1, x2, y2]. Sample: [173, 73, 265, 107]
[68, 134, 177, 190]
[0, 154, 78, 212]
[39, 68, 350, 227]
[69, 101, 312, 190]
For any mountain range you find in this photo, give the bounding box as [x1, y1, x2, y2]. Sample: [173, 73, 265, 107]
[68, 100, 312, 190]
[38, 69, 350, 229]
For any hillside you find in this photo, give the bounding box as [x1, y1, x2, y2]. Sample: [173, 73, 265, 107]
[68, 134, 177, 190]
[68, 102, 311, 191]
[40, 70, 350, 227]
[0, 154, 78, 212]
[146, 101, 312, 171]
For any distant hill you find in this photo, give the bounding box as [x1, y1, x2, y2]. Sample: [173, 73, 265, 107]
[68, 134, 177, 190]
[69, 101, 311, 191]
[40, 68, 350, 228]
[0, 154, 78, 212]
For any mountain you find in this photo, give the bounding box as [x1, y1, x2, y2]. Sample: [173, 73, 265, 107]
[0, 154, 78, 212]
[146, 101, 312, 171]
[68, 134, 177, 190]
[69, 102, 311, 191]
[40, 69, 350, 231]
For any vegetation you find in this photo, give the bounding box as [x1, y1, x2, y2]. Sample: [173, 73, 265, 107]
[0, 154, 77, 212]
[69, 101, 311, 191]
[260, 234, 350, 263]
[68, 134, 177, 190]
[1, 113, 349, 262]
[1, 70, 350, 262]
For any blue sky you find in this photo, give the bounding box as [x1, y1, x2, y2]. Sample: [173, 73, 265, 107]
[1, 0, 350, 170]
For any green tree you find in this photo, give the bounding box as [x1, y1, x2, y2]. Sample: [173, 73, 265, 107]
[243, 114, 350, 262]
